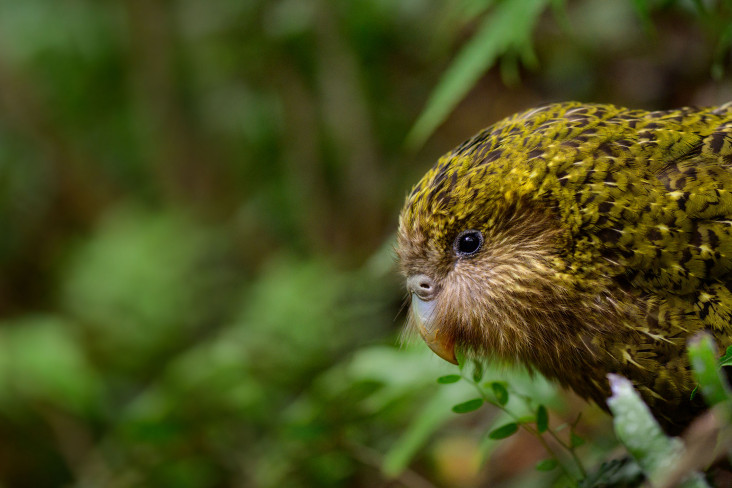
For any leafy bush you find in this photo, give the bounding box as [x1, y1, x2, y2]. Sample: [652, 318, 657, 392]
[0, 0, 730, 486]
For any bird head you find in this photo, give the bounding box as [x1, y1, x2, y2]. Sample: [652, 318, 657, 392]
[397, 148, 574, 365]
[396, 104, 625, 366]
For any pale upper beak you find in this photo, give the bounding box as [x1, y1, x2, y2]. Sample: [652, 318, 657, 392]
[406, 274, 457, 364]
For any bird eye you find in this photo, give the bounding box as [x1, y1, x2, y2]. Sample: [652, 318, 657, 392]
[454, 230, 483, 257]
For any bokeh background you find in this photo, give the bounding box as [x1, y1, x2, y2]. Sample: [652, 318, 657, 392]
[0, 0, 731, 487]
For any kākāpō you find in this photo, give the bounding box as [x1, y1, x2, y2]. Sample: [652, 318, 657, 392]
[397, 101, 732, 434]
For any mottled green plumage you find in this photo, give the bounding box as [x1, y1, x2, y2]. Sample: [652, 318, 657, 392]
[398, 102, 732, 433]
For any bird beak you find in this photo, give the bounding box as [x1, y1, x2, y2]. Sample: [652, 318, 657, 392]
[410, 294, 457, 365]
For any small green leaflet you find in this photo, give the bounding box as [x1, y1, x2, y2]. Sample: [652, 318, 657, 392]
[719, 345, 732, 367]
[690, 344, 732, 400]
[570, 432, 585, 448]
[456, 350, 467, 371]
[472, 361, 484, 382]
[437, 375, 461, 384]
[688, 333, 731, 406]
[490, 382, 509, 405]
[452, 398, 484, 413]
[489, 422, 518, 439]
[536, 405, 548, 433]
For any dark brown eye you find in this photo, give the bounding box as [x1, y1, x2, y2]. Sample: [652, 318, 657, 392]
[454, 230, 483, 257]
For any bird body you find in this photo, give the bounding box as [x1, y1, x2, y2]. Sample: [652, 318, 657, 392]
[397, 102, 732, 433]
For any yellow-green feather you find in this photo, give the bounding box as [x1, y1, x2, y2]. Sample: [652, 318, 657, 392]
[401, 101, 732, 433]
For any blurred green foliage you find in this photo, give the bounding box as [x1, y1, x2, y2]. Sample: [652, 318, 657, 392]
[0, 0, 730, 486]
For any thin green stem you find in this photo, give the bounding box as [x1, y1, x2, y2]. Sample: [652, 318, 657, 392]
[544, 428, 586, 478]
[507, 388, 587, 477]
[463, 375, 580, 480]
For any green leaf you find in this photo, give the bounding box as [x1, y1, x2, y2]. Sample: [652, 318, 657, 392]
[570, 432, 585, 448]
[490, 382, 509, 406]
[489, 422, 518, 439]
[437, 375, 462, 384]
[458, 0, 498, 21]
[688, 333, 731, 406]
[719, 345, 732, 368]
[452, 398, 484, 413]
[405, 0, 550, 149]
[536, 404, 548, 433]
[535, 459, 558, 471]
[472, 361, 484, 382]
[456, 350, 468, 371]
